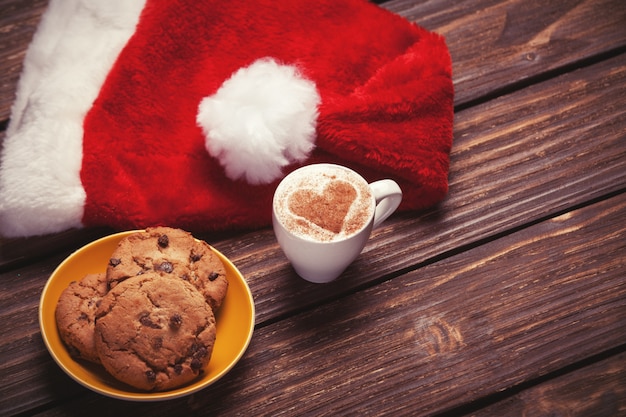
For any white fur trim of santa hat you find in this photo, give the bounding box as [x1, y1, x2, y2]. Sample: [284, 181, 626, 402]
[0, 0, 146, 237]
[197, 58, 320, 185]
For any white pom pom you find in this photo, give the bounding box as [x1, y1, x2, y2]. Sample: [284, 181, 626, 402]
[197, 58, 320, 184]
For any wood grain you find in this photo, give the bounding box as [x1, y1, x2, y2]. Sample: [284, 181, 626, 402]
[0, 0, 48, 122]
[471, 351, 626, 416]
[12, 192, 624, 416]
[387, 0, 626, 106]
[0, 0, 625, 415]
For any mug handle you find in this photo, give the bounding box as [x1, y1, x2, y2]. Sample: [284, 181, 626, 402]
[369, 180, 402, 229]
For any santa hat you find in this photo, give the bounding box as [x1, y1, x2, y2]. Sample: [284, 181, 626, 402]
[0, 0, 453, 238]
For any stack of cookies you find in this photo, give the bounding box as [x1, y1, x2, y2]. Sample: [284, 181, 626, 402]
[54, 227, 229, 391]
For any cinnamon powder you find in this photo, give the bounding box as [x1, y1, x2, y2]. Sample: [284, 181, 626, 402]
[288, 181, 357, 234]
[274, 166, 374, 242]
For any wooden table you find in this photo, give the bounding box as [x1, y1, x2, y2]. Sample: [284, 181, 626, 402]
[1, 0, 625, 415]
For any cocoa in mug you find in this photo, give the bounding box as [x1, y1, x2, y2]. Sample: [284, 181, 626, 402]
[273, 163, 402, 283]
[273, 164, 374, 242]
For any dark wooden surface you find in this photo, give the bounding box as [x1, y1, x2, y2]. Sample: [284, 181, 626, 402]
[1, 0, 625, 416]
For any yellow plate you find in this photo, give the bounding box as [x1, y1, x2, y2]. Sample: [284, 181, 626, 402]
[39, 230, 255, 401]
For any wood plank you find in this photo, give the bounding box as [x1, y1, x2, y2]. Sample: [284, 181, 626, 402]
[0, 1, 623, 415]
[13, 191, 625, 416]
[0, 250, 89, 415]
[386, 0, 626, 105]
[0, 227, 113, 272]
[0, 58, 623, 416]
[470, 351, 626, 416]
[0, 0, 48, 122]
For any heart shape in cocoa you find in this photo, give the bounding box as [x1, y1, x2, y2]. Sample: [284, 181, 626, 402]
[288, 181, 357, 233]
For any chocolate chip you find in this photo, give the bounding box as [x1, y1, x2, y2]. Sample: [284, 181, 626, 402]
[156, 261, 173, 273]
[146, 370, 156, 382]
[174, 363, 183, 375]
[193, 346, 208, 360]
[190, 252, 202, 262]
[139, 314, 161, 329]
[170, 314, 183, 329]
[208, 272, 219, 281]
[191, 358, 202, 370]
[152, 337, 163, 349]
[157, 234, 169, 248]
[109, 258, 121, 267]
[186, 343, 206, 370]
[78, 312, 88, 321]
[187, 342, 207, 366]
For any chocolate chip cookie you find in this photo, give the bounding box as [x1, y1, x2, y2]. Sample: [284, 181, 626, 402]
[55, 272, 108, 363]
[106, 227, 228, 311]
[94, 273, 216, 391]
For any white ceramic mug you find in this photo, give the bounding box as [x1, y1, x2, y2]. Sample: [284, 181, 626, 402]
[272, 163, 402, 283]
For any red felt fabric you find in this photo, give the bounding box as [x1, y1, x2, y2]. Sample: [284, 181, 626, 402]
[81, 0, 453, 233]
